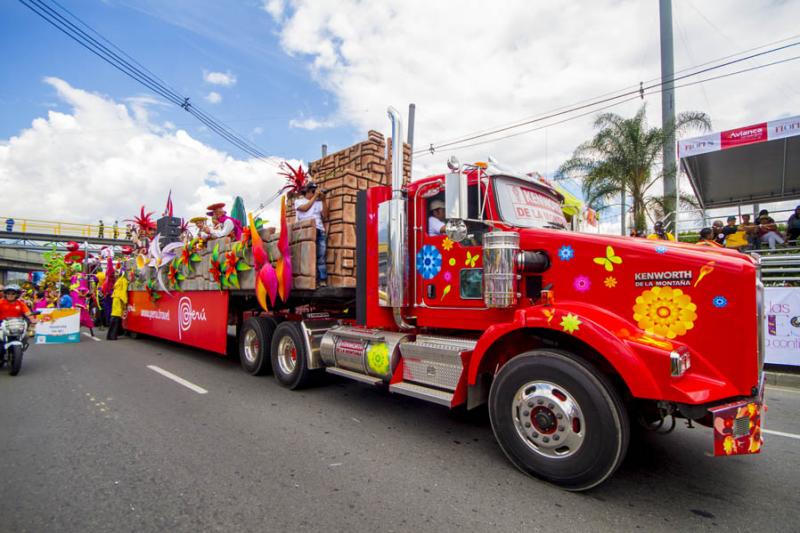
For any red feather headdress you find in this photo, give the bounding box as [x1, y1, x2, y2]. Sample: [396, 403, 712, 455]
[126, 206, 156, 232]
[277, 162, 309, 196]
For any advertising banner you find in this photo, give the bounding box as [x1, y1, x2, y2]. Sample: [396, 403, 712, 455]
[764, 287, 800, 366]
[34, 308, 81, 344]
[125, 291, 229, 354]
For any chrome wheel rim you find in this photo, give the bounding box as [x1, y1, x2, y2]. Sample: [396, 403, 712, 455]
[277, 336, 298, 376]
[243, 329, 260, 364]
[511, 381, 585, 459]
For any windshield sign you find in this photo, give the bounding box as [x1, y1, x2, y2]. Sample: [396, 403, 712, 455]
[494, 177, 567, 229]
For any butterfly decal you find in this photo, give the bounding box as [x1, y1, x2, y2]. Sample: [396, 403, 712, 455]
[465, 251, 479, 268]
[593, 246, 622, 272]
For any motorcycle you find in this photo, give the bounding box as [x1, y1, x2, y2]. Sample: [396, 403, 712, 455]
[0, 318, 29, 376]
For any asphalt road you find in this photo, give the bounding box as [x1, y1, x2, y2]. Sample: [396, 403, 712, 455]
[1, 333, 798, 532]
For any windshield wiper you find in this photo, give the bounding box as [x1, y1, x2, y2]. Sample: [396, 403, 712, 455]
[544, 222, 566, 230]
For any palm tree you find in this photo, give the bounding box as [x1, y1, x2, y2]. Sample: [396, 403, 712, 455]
[558, 105, 711, 233]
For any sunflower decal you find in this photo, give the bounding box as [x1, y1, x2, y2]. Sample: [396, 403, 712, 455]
[366, 342, 390, 376]
[416, 245, 442, 280]
[633, 286, 697, 339]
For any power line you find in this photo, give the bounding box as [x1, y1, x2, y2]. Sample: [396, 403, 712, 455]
[417, 37, 800, 155]
[415, 52, 800, 158]
[19, 0, 281, 168]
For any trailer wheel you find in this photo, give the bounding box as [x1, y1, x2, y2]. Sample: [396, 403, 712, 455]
[270, 321, 312, 390]
[488, 349, 629, 491]
[239, 317, 277, 376]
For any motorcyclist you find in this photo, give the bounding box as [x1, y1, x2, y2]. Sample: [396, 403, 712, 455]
[0, 285, 37, 323]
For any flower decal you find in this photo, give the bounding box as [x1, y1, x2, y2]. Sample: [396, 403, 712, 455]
[593, 245, 622, 272]
[443, 271, 453, 282]
[448, 258, 456, 266]
[366, 342, 390, 376]
[442, 237, 455, 251]
[561, 313, 582, 333]
[416, 245, 442, 279]
[633, 286, 697, 339]
[712, 296, 728, 308]
[604, 276, 617, 288]
[573, 275, 591, 292]
[558, 245, 574, 261]
[655, 246, 667, 254]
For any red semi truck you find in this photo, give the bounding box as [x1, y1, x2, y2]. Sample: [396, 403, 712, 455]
[126, 107, 765, 490]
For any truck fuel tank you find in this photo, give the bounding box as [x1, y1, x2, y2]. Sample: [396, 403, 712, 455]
[320, 326, 412, 381]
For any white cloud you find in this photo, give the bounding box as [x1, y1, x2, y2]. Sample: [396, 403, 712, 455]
[0, 77, 296, 226]
[263, 0, 285, 21]
[271, 0, 800, 229]
[252, 126, 264, 135]
[203, 70, 237, 87]
[288, 117, 334, 130]
[205, 91, 222, 104]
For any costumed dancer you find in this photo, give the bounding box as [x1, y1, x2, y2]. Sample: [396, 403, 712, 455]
[107, 267, 128, 341]
[207, 203, 243, 240]
[70, 273, 96, 336]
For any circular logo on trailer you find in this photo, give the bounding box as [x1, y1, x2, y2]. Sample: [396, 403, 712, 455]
[178, 296, 207, 339]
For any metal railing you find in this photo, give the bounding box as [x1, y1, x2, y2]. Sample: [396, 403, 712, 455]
[748, 247, 800, 286]
[0, 216, 125, 239]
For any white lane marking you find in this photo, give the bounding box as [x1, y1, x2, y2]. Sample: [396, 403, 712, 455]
[81, 332, 102, 342]
[766, 385, 800, 395]
[146, 365, 208, 395]
[763, 429, 800, 440]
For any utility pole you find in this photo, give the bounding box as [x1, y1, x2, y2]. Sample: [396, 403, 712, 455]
[407, 103, 416, 176]
[660, 0, 677, 228]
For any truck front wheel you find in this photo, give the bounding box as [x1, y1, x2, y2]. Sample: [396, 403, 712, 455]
[488, 349, 629, 491]
[239, 317, 277, 376]
[270, 321, 313, 390]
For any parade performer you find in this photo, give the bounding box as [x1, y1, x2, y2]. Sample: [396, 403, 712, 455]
[70, 273, 95, 336]
[190, 216, 210, 249]
[107, 269, 128, 341]
[207, 203, 243, 240]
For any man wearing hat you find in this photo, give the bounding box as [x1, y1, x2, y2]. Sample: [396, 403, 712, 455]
[646, 221, 675, 241]
[428, 200, 446, 236]
[295, 180, 329, 287]
[207, 203, 236, 240]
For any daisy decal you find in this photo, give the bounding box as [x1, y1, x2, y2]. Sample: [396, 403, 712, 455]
[416, 245, 442, 280]
[558, 245, 574, 261]
[561, 313, 582, 333]
[633, 286, 697, 339]
[442, 237, 455, 251]
[604, 276, 617, 288]
[712, 296, 728, 308]
[655, 246, 667, 254]
[573, 275, 591, 292]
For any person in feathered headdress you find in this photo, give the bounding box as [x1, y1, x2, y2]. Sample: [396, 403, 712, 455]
[126, 206, 156, 253]
[287, 164, 328, 287]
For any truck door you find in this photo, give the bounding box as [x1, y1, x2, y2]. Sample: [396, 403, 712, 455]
[417, 183, 490, 309]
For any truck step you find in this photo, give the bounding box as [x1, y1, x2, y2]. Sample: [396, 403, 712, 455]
[389, 382, 454, 407]
[399, 335, 477, 391]
[325, 366, 383, 386]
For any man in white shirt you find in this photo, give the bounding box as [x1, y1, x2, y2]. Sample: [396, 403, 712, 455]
[207, 202, 235, 239]
[295, 181, 329, 287]
[428, 200, 446, 236]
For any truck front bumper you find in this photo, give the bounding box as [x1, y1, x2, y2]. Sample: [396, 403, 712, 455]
[708, 376, 765, 457]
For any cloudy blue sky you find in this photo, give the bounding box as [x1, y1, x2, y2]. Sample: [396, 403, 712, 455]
[1, 0, 799, 227]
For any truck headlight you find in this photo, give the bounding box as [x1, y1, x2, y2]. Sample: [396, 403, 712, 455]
[670, 349, 691, 377]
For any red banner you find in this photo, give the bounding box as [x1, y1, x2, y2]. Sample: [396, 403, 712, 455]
[125, 291, 229, 354]
[720, 122, 768, 150]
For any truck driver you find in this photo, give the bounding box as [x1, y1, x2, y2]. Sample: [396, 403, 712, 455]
[428, 200, 446, 236]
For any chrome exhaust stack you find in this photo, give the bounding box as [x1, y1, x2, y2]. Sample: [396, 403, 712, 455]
[378, 107, 412, 329]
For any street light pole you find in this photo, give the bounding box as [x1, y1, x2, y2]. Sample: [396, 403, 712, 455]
[660, 0, 677, 227]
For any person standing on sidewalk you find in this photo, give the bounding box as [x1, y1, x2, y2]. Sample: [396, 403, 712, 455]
[98, 220, 105, 238]
[294, 180, 329, 288]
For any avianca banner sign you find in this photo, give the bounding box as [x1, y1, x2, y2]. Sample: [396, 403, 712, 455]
[125, 291, 229, 354]
[678, 114, 800, 158]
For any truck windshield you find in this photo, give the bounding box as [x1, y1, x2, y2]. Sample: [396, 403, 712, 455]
[493, 176, 567, 229]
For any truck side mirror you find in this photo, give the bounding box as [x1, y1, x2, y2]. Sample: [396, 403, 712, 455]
[445, 170, 469, 242]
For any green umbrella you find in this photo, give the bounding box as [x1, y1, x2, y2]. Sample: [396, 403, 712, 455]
[231, 196, 247, 227]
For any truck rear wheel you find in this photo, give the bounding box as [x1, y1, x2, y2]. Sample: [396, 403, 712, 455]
[270, 321, 312, 390]
[239, 317, 277, 376]
[488, 349, 629, 491]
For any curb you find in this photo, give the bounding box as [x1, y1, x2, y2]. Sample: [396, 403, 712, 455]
[765, 371, 800, 390]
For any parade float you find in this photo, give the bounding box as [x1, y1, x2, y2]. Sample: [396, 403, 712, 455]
[119, 108, 765, 491]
